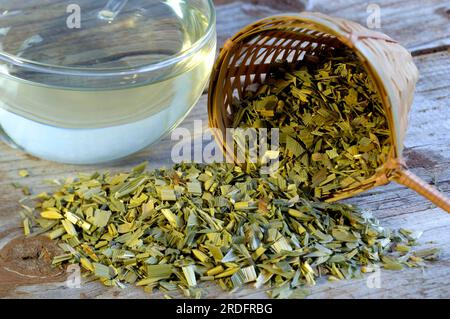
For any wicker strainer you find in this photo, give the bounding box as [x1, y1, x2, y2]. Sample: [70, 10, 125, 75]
[208, 12, 450, 213]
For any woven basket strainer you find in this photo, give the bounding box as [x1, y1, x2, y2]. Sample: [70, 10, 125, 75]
[208, 12, 450, 213]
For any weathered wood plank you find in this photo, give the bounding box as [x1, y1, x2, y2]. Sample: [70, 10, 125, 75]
[0, 49, 449, 298]
[310, 0, 450, 52]
[213, 0, 450, 52]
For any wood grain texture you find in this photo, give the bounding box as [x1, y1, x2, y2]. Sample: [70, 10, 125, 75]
[213, 0, 450, 52]
[0, 0, 449, 299]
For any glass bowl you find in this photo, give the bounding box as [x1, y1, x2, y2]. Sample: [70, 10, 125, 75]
[0, 0, 216, 164]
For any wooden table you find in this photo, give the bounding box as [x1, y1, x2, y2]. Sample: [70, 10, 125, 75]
[0, 0, 449, 298]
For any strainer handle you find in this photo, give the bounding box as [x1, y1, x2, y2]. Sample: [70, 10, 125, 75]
[393, 169, 450, 213]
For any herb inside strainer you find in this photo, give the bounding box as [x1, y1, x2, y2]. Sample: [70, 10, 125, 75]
[232, 49, 391, 198]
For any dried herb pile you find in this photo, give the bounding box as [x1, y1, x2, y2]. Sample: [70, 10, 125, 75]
[232, 50, 391, 198]
[20, 162, 438, 298]
[18, 52, 438, 298]
[18, 51, 438, 298]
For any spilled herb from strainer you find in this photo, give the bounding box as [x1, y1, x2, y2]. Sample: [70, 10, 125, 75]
[18, 162, 439, 298]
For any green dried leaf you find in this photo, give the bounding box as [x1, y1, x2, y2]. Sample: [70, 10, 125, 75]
[94, 263, 112, 279]
[93, 210, 111, 228]
[182, 265, 197, 287]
